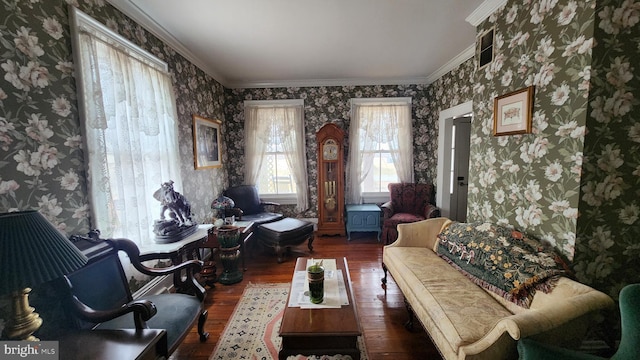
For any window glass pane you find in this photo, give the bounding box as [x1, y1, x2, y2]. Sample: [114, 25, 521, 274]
[361, 151, 399, 192]
[257, 147, 296, 195]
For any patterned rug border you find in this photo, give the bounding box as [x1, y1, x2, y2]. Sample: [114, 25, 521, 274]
[210, 282, 368, 360]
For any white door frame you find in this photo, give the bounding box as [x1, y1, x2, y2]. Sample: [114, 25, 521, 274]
[436, 101, 473, 218]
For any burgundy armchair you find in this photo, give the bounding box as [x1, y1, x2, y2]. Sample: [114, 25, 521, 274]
[381, 183, 440, 244]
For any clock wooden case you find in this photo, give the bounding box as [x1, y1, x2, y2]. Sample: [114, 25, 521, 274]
[316, 123, 346, 236]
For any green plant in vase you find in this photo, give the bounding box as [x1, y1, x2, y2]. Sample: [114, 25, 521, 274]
[307, 260, 325, 304]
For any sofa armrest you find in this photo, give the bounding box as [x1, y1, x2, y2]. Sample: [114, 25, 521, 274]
[385, 217, 452, 250]
[501, 289, 614, 340]
[380, 201, 393, 220]
[459, 286, 614, 357]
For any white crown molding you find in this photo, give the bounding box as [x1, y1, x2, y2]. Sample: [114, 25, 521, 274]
[244, 99, 304, 107]
[424, 44, 475, 84]
[227, 76, 431, 89]
[106, 0, 231, 87]
[465, 0, 507, 26]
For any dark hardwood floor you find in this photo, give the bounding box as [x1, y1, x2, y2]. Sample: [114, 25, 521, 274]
[170, 231, 443, 360]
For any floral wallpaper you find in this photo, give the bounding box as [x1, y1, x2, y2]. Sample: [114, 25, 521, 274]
[223, 63, 475, 219]
[469, 0, 596, 261]
[574, 0, 640, 300]
[468, 0, 639, 339]
[0, 0, 226, 336]
[0, 1, 227, 234]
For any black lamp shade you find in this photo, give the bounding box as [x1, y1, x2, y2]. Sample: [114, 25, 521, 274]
[0, 210, 88, 295]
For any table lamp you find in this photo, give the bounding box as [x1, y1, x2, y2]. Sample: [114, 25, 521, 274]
[0, 210, 88, 341]
[211, 195, 235, 225]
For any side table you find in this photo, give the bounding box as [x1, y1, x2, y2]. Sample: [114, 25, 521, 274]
[138, 224, 212, 292]
[345, 204, 381, 241]
[58, 329, 168, 360]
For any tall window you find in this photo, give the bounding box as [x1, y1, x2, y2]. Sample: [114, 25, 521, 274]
[346, 98, 413, 204]
[71, 8, 182, 245]
[244, 100, 309, 211]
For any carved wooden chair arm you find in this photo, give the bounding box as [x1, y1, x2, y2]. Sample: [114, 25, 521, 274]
[107, 238, 204, 276]
[64, 276, 157, 329]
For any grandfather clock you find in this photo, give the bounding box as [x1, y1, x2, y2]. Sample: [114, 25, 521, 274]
[316, 123, 346, 236]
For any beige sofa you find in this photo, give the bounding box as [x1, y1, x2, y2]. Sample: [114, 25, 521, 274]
[382, 217, 614, 360]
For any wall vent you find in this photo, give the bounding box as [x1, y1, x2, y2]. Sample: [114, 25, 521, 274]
[478, 27, 495, 69]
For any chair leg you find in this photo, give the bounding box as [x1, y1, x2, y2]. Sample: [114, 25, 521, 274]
[307, 235, 314, 252]
[198, 310, 209, 342]
[381, 262, 388, 286]
[276, 245, 284, 263]
[404, 298, 415, 331]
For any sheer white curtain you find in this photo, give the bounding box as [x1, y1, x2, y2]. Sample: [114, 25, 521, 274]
[387, 104, 413, 182]
[277, 106, 309, 211]
[72, 8, 182, 245]
[346, 99, 413, 204]
[244, 107, 271, 185]
[244, 100, 309, 211]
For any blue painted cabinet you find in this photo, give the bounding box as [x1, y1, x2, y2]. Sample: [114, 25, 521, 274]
[345, 204, 381, 241]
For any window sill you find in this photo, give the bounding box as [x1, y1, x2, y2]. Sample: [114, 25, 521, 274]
[361, 192, 390, 204]
[260, 193, 298, 206]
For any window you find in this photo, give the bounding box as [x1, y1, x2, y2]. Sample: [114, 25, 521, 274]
[70, 8, 182, 246]
[244, 100, 308, 210]
[346, 98, 413, 204]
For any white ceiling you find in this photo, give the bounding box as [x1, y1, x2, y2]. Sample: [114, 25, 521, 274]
[106, 0, 499, 88]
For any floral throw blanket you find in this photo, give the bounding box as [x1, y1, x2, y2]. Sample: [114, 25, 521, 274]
[437, 222, 569, 308]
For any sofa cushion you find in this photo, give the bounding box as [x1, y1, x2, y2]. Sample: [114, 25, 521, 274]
[384, 246, 512, 352]
[437, 222, 568, 308]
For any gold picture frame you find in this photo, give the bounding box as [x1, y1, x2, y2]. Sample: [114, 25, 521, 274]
[192, 115, 222, 169]
[493, 86, 534, 136]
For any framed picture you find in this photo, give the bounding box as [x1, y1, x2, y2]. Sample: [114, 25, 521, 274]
[192, 115, 222, 169]
[493, 86, 534, 136]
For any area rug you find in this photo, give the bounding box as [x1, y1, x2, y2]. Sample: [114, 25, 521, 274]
[210, 283, 368, 360]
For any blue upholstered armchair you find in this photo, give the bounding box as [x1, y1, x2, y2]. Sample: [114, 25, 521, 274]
[63, 236, 209, 355]
[223, 185, 284, 224]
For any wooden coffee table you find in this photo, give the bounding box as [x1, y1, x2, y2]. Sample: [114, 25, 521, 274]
[279, 257, 362, 360]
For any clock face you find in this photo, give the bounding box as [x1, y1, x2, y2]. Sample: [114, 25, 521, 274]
[323, 139, 338, 160]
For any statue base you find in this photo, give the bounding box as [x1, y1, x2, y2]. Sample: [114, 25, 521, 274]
[153, 222, 198, 244]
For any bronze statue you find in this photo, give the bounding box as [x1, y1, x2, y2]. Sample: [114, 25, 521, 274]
[152, 180, 197, 243]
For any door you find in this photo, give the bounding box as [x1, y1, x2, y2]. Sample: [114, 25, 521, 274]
[450, 116, 471, 222]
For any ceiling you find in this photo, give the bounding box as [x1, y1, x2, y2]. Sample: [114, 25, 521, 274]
[106, 0, 498, 88]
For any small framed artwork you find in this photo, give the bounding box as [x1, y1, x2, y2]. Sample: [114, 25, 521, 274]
[192, 115, 222, 169]
[493, 86, 534, 136]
